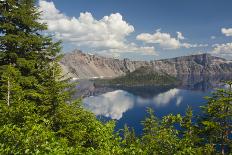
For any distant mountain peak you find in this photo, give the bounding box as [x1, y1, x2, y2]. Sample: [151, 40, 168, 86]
[72, 49, 83, 54]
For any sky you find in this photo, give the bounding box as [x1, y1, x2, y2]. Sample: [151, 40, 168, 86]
[37, 0, 232, 60]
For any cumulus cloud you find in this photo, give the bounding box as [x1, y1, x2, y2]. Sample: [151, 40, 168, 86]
[38, 0, 156, 56]
[177, 31, 184, 40]
[136, 29, 207, 49]
[83, 90, 134, 120]
[136, 30, 181, 49]
[212, 43, 232, 56]
[221, 28, 232, 36]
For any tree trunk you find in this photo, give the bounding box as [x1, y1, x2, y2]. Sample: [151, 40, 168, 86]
[221, 131, 225, 155]
[7, 77, 10, 106]
[221, 145, 225, 155]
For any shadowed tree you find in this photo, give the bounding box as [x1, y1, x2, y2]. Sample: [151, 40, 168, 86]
[0, 1, 123, 154]
[200, 81, 232, 154]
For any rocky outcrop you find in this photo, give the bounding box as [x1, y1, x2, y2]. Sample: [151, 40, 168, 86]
[60, 50, 149, 79]
[60, 50, 232, 79]
[151, 54, 232, 75]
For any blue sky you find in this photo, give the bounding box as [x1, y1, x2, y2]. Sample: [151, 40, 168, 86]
[38, 0, 232, 60]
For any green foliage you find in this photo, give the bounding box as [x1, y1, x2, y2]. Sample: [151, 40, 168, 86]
[139, 108, 215, 155]
[0, 0, 122, 154]
[94, 66, 179, 87]
[199, 81, 232, 154]
[0, 0, 231, 154]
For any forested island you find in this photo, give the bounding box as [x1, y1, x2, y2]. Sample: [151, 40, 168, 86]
[0, 1, 231, 154]
[94, 66, 179, 87]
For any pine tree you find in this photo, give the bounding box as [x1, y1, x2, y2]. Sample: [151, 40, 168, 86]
[201, 81, 232, 154]
[0, 0, 71, 153]
[0, 0, 67, 118]
[141, 108, 180, 155]
[0, 1, 123, 154]
[3, 0, 231, 154]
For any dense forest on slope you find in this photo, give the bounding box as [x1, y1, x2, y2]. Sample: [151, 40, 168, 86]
[94, 66, 179, 87]
[0, 0, 231, 154]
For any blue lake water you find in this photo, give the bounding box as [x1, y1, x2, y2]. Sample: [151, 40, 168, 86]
[79, 74, 231, 135]
[83, 87, 211, 135]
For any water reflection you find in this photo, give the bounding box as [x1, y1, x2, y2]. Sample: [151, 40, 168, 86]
[76, 74, 232, 99]
[81, 74, 232, 121]
[84, 88, 184, 120]
[83, 90, 134, 120]
[178, 74, 232, 91]
[153, 88, 182, 107]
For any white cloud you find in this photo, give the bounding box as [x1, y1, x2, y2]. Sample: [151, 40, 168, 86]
[181, 43, 208, 48]
[211, 36, 216, 40]
[212, 42, 232, 56]
[136, 30, 207, 49]
[38, 0, 156, 56]
[95, 43, 157, 57]
[136, 30, 181, 49]
[177, 31, 184, 40]
[221, 28, 232, 36]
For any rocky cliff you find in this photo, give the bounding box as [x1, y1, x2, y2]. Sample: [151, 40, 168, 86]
[60, 50, 232, 79]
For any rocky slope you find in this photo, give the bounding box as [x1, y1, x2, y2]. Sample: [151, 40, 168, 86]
[60, 50, 232, 79]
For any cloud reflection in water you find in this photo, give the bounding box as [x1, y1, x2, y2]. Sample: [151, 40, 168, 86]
[83, 90, 134, 120]
[83, 88, 183, 120]
[153, 88, 183, 107]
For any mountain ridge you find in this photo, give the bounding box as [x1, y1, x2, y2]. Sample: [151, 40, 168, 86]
[60, 50, 232, 79]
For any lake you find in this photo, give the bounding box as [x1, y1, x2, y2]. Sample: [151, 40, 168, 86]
[76, 74, 231, 135]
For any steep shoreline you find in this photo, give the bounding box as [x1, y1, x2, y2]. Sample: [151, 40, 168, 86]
[60, 50, 232, 79]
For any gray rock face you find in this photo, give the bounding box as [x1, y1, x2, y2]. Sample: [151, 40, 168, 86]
[60, 50, 232, 79]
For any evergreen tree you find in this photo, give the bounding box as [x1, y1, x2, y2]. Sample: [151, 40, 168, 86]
[1, 0, 232, 154]
[121, 124, 142, 154]
[0, 0, 65, 116]
[200, 81, 232, 154]
[141, 108, 180, 155]
[0, 1, 122, 154]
